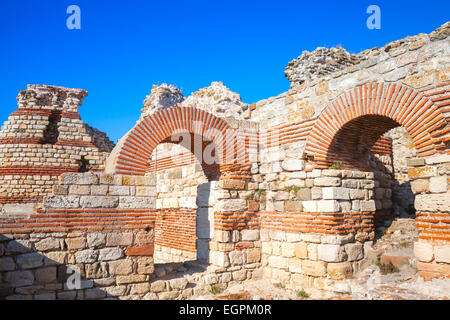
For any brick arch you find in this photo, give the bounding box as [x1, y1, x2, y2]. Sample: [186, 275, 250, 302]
[305, 82, 448, 169]
[111, 106, 250, 177]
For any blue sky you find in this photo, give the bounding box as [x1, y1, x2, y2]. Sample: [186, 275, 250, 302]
[0, 0, 448, 142]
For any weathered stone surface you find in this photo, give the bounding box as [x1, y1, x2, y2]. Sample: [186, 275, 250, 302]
[246, 248, 261, 263]
[150, 280, 166, 292]
[317, 244, 348, 262]
[314, 177, 340, 187]
[5, 240, 32, 255]
[16, 253, 44, 269]
[327, 262, 352, 280]
[241, 230, 259, 241]
[0, 257, 15, 271]
[217, 199, 247, 211]
[268, 256, 288, 269]
[75, 249, 98, 263]
[408, 166, 437, 179]
[414, 242, 434, 262]
[35, 238, 60, 252]
[137, 257, 154, 274]
[210, 251, 230, 267]
[44, 195, 80, 208]
[106, 233, 133, 246]
[415, 193, 450, 212]
[169, 278, 188, 290]
[322, 187, 349, 200]
[87, 233, 106, 248]
[229, 250, 245, 266]
[281, 159, 304, 171]
[301, 260, 327, 277]
[80, 196, 119, 208]
[98, 247, 123, 261]
[116, 274, 146, 285]
[434, 246, 450, 264]
[3, 270, 34, 286]
[220, 179, 246, 190]
[429, 175, 447, 193]
[108, 259, 133, 275]
[35, 267, 57, 284]
[294, 242, 308, 259]
[344, 243, 364, 261]
[65, 237, 86, 250]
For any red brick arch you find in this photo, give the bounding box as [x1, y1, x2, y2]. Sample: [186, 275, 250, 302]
[305, 82, 448, 169]
[111, 106, 250, 177]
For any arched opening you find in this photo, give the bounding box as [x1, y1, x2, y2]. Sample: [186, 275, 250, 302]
[41, 110, 61, 144]
[149, 132, 221, 265]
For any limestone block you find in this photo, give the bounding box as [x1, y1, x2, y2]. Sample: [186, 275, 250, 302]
[65, 237, 86, 250]
[408, 166, 437, 179]
[268, 256, 288, 270]
[87, 232, 106, 248]
[16, 253, 44, 269]
[322, 187, 349, 200]
[415, 193, 450, 212]
[414, 242, 434, 262]
[119, 196, 155, 209]
[344, 243, 364, 261]
[281, 159, 304, 171]
[302, 201, 317, 212]
[217, 199, 247, 211]
[429, 175, 447, 193]
[301, 260, 327, 277]
[3, 270, 34, 287]
[360, 200, 376, 211]
[210, 250, 230, 267]
[327, 262, 352, 280]
[106, 233, 133, 246]
[0, 257, 15, 271]
[294, 242, 308, 259]
[288, 258, 303, 273]
[35, 238, 60, 252]
[220, 179, 246, 190]
[281, 242, 296, 257]
[75, 249, 98, 263]
[314, 177, 340, 187]
[411, 179, 429, 194]
[229, 250, 245, 266]
[434, 245, 450, 263]
[80, 196, 118, 208]
[246, 248, 261, 263]
[317, 200, 340, 212]
[241, 230, 259, 241]
[44, 195, 80, 208]
[108, 259, 133, 275]
[317, 244, 348, 262]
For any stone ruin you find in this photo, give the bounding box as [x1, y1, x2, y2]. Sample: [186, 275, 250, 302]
[0, 22, 449, 300]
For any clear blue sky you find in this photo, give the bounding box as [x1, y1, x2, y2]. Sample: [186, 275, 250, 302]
[0, 0, 448, 142]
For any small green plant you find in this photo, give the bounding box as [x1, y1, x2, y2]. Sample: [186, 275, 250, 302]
[247, 194, 254, 201]
[285, 185, 301, 193]
[274, 282, 285, 289]
[256, 189, 266, 196]
[329, 162, 341, 170]
[210, 284, 222, 295]
[296, 289, 310, 298]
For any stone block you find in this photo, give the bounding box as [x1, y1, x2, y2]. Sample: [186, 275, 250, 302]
[294, 242, 308, 259]
[268, 256, 288, 270]
[241, 230, 259, 241]
[98, 247, 123, 261]
[281, 159, 304, 171]
[344, 243, 364, 261]
[434, 245, 450, 264]
[317, 200, 340, 212]
[301, 260, 327, 277]
[0, 257, 15, 271]
[327, 262, 352, 280]
[415, 193, 450, 212]
[408, 166, 437, 179]
[317, 244, 347, 262]
[80, 196, 118, 208]
[106, 233, 133, 246]
[220, 179, 246, 190]
[17, 253, 44, 269]
[35, 267, 57, 284]
[322, 187, 349, 200]
[108, 259, 133, 275]
[314, 177, 340, 187]
[87, 232, 106, 248]
[65, 237, 86, 250]
[429, 175, 447, 193]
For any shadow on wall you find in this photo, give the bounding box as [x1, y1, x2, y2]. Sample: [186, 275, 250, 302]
[0, 231, 155, 300]
[196, 182, 212, 263]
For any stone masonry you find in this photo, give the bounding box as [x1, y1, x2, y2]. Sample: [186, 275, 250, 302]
[0, 22, 449, 299]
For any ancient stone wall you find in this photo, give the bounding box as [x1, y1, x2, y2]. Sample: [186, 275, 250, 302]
[0, 22, 449, 299]
[0, 85, 115, 207]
